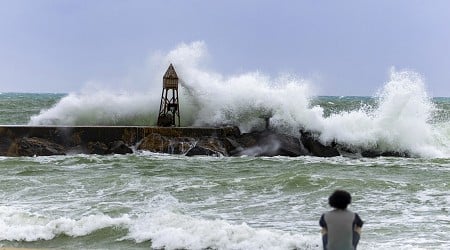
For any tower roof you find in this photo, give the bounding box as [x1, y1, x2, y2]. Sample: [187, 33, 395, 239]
[163, 64, 178, 79]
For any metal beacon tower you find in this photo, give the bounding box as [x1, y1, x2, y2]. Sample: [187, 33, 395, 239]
[157, 64, 180, 127]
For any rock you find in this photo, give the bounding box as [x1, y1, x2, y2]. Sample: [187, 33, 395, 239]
[198, 137, 229, 156]
[137, 133, 196, 154]
[299, 129, 411, 158]
[361, 150, 410, 158]
[66, 145, 85, 155]
[185, 145, 220, 156]
[0, 125, 412, 158]
[167, 138, 196, 154]
[273, 132, 309, 157]
[300, 130, 340, 157]
[138, 133, 169, 153]
[231, 130, 307, 157]
[108, 140, 133, 154]
[87, 141, 109, 155]
[184, 136, 229, 156]
[14, 137, 66, 156]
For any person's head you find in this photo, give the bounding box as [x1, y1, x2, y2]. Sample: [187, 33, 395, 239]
[328, 190, 352, 209]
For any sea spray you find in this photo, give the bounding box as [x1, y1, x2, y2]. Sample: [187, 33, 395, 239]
[27, 41, 450, 157]
[160, 42, 449, 157]
[28, 89, 159, 126]
[316, 69, 444, 157]
[373, 69, 438, 156]
[29, 41, 317, 133]
[162, 41, 317, 134]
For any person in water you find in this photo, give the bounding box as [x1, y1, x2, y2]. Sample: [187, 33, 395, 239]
[319, 190, 364, 250]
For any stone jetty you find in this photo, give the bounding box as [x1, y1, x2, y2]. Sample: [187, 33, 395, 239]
[0, 126, 238, 157]
[0, 125, 408, 157]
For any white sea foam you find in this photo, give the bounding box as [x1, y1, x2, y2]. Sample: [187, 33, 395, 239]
[28, 41, 450, 157]
[0, 206, 131, 241]
[317, 69, 447, 157]
[0, 205, 318, 249]
[127, 210, 317, 250]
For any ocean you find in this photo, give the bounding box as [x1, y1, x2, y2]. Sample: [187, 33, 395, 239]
[0, 72, 449, 249]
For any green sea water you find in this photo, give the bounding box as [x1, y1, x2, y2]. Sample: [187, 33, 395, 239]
[0, 93, 449, 249]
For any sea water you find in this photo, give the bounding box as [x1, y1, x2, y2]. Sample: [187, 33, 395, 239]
[0, 42, 449, 249]
[0, 92, 448, 249]
[0, 153, 447, 250]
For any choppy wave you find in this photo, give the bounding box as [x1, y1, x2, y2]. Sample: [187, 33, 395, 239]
[0, 205, 315, 250]
[1, 154, 449, 249]
[27, 41, 450, 157]
[0, 206, 130, 241]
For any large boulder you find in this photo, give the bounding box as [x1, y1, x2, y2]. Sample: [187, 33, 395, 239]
[13, 137, 66, 156]
[138, 133, 170, 153]
[230, 130, 308, 157]
[185, 145, 220, 156]
[87, 141, 109, 155]
[185, 136, 229, 156]
[138, 133, 195, 154]
[360, 149, 410, 158]
[300, 130, 340, 157]
[108, 140, 133, 154]
[299, 129, 410, 158]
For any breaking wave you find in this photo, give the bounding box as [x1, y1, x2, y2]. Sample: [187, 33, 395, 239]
[0, 205, 314, 250]
[28, 41, 450, 157]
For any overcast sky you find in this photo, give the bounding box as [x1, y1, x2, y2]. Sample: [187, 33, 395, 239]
[1, 0, 450, 96]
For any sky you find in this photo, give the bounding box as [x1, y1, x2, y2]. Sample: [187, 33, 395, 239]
[1, 0, 450, 96]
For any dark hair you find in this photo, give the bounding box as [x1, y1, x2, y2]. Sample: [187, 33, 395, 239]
[328, 190, 352, 209]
